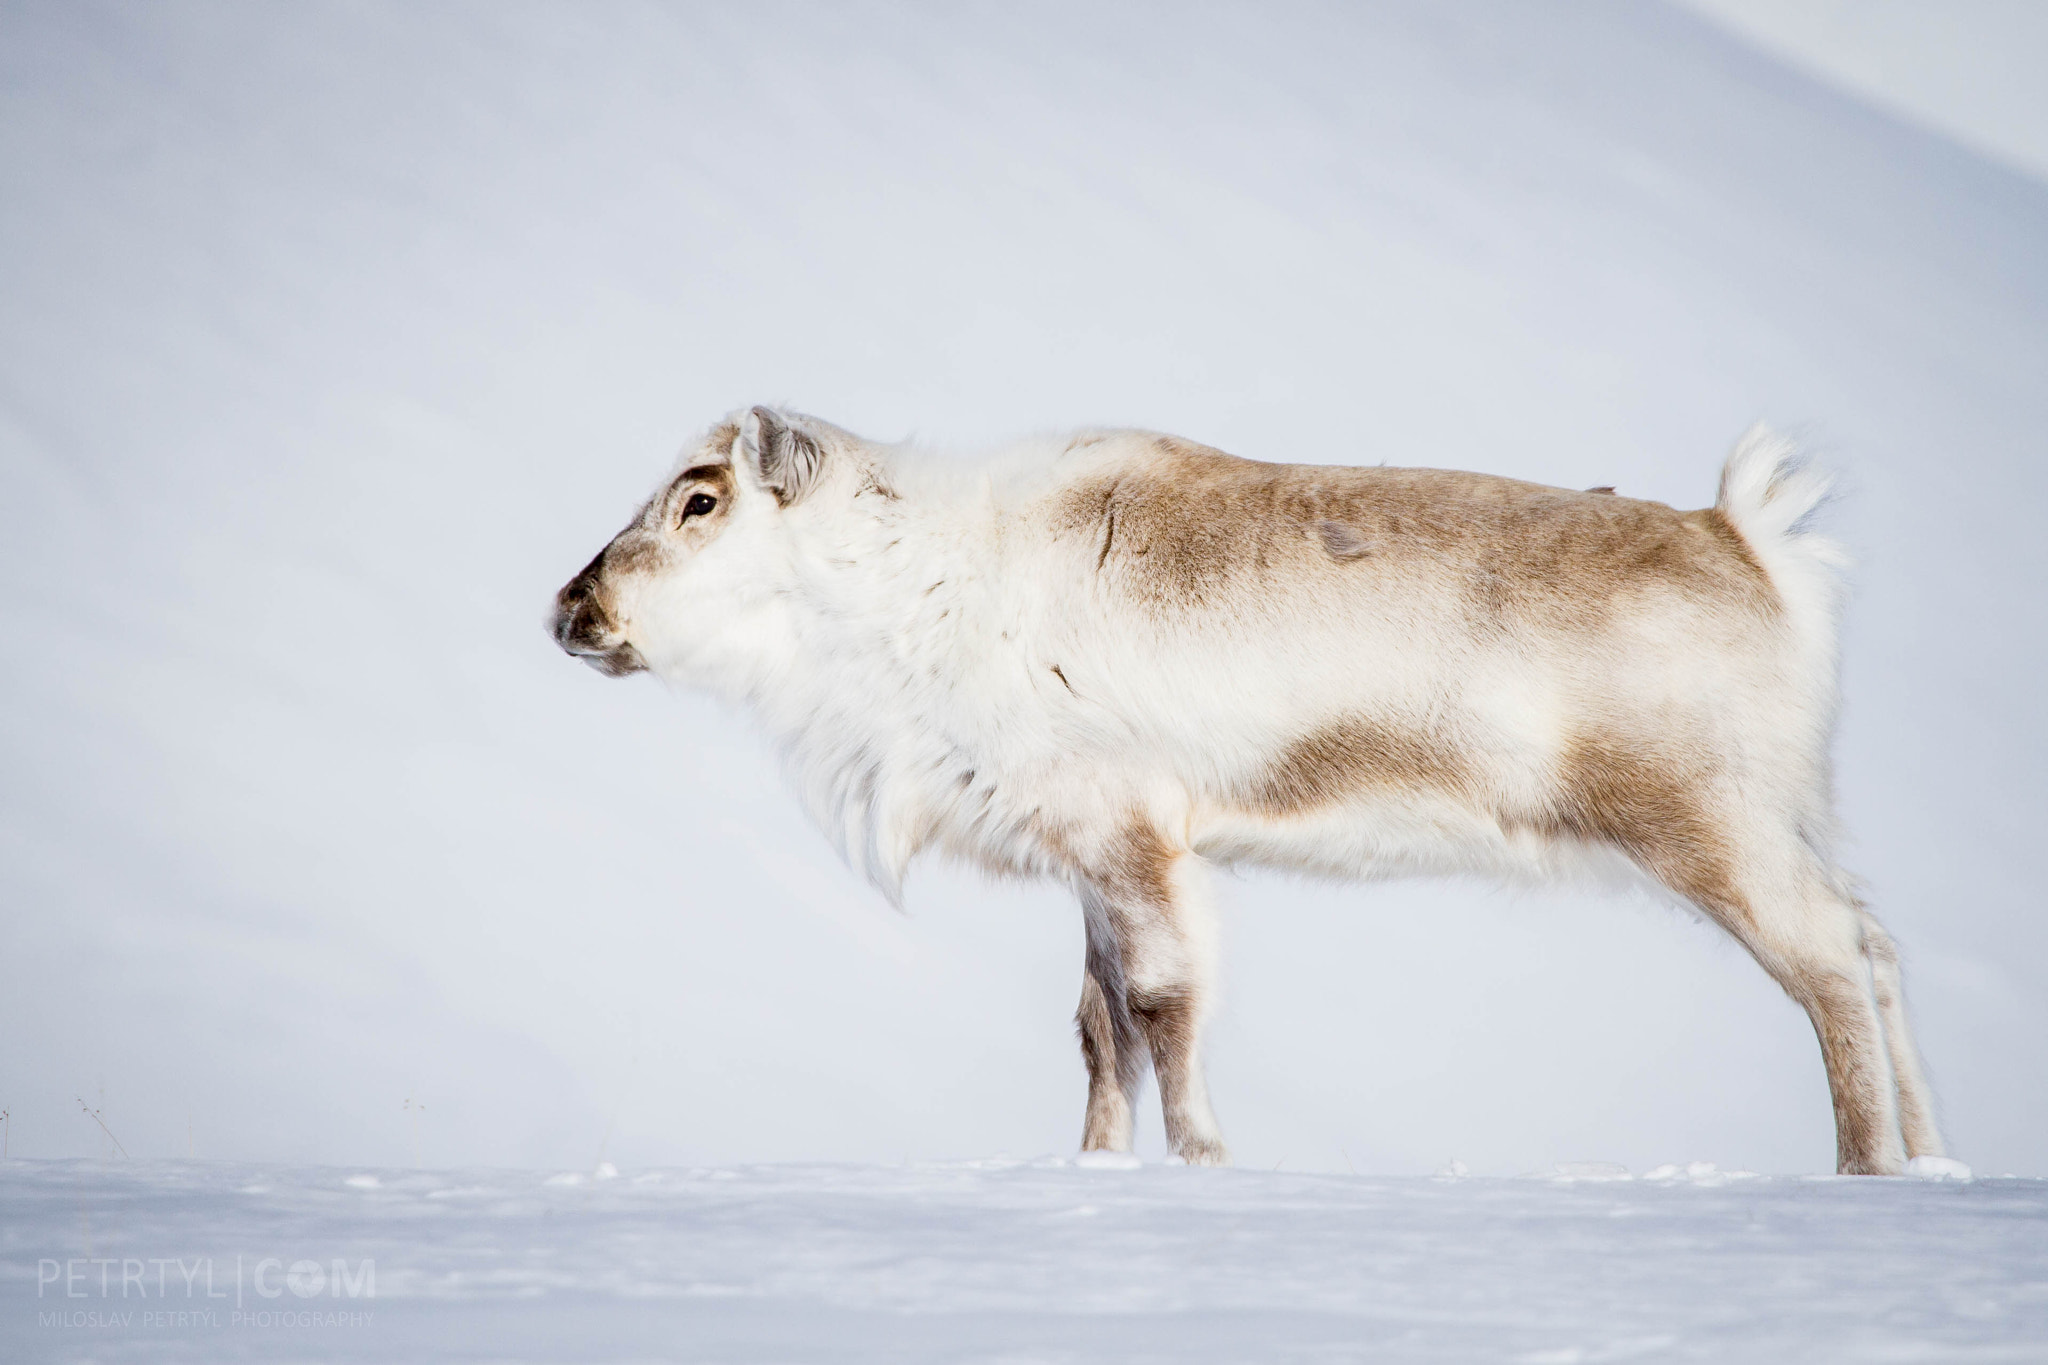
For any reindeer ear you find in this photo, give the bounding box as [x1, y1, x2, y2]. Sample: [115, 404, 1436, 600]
[739, 405, 827, 507]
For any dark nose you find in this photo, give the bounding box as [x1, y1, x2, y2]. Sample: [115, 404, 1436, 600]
[551, 551, 611, 653]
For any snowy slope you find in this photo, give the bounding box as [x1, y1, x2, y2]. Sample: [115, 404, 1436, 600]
[1677, 0, 2048, 182]
[4, 1159, 2042, 1363]
[1, 0, 2045, 1182]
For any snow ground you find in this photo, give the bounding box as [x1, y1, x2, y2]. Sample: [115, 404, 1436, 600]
[4, 1159, 2042, 1363]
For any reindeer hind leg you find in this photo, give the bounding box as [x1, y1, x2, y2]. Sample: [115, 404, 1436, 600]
[1858, 906, 1944, 1159]
[1560, 748, 1906, 1174]
[1672, 841, 1906, 1175]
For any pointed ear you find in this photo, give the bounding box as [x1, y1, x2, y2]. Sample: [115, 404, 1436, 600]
[739, 405, 827, 507]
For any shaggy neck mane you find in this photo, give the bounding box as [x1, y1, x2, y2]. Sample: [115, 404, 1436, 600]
[740, 445, 1023, 901]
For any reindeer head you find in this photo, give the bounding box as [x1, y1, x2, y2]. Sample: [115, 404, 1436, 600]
[550, 404, 839, 681]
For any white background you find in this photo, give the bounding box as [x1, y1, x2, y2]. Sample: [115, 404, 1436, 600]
[2, 1, 2043, 1177]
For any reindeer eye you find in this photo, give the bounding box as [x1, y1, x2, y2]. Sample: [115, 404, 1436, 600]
[681, 492, 718, 521]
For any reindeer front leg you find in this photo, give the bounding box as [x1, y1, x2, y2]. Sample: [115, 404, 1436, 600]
[1076, 829, 1230, 1165]
[1075, 962, 1140, 1152]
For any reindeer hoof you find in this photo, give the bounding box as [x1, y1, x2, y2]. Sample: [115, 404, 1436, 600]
[1175, 1138, 1231, 1167]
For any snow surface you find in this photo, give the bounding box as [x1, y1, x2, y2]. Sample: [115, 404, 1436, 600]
[5, 1159, 2044, 1363]
[3, 1, 2046, 1182]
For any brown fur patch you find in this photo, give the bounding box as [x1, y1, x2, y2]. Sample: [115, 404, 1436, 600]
[1689, 506, 1769, 582]
[1050, 436, 1780, 627]
[1128, 985, 1194, 1062]
[1543, 735, 1740, 919]
[602, 528, 666, 574]
[1241, 717, 1472, 817]
[1094, 822, 1177, 907]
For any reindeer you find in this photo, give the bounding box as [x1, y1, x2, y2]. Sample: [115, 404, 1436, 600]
[552, 407, 1944, 1174]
